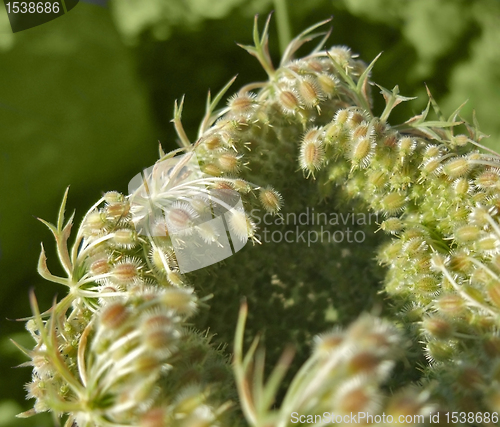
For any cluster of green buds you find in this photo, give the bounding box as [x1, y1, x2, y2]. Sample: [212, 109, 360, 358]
[15, 15, 500, 427]
[16, 187, 238, 426]
[294, 69, 500, 413]
[234, 304, 431, 426]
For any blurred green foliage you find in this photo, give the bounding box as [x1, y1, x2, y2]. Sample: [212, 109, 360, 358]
[1, 0, 500, 425]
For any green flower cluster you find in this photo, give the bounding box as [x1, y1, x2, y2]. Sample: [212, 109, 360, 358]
[17, 189, 240, 426]
[15, 17, 500, 426]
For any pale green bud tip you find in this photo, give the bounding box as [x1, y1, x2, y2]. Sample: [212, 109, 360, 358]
[454, 225, 481, 243]
[397, 136, 416, 155]
[443, 157, 470, 179]
[378, 192, 407, 215]
[316, 73, 338, 97]
[167, 270, 185, 287]
[379, 217, 404, 234]
[347, 136, 375, 168]
[160, 288, 197, 315]
[111, 228, 137, 249]
[453, 134, 470, 147]
[104, 191, 125, 204]
[436, 294, 465, 316]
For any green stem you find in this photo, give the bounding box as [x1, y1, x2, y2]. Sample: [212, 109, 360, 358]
[273, 0, 292, 56]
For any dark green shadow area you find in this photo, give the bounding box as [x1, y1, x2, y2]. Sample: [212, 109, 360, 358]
[65, 0, 79, 12]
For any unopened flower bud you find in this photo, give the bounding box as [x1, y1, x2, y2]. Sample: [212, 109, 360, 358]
[328, 46, 353, 70]
[379, 218, 404, 234]
[347, 351, 381, 375]
[453, 178, 470, 196]
[422, 316, 453, 340]
[84, 211, 106, 236]
[426, 341, 454, 361]
[232, 179, 252, 194]
[475, 169, 500, 189]
[90, 257, 111, 276]
[144, 327, 180, 353]
[217, 152, 240, 173]
[348, 136, 375, 168]
[161, 288, 197, 315]
[488, 283, 500, 308]
[453, 134, 470, 147]
[368, 169, 387, 188]
[202, 163, 222, 176]
[203, 134, 222, 151]
[299, 133, 325, 177]
[105, 201, 130, 221]
[347, 110, 368, 128]
[379, 192, 407, 215]
[314, 331, 344, 357]
[420, 157, 441, 177]
[110, 259, 142, 285]
[166, 202, 197, 233]
[443, 157, 470, 179]
[454, 225, 481, 243]
[112, 228, 137, 249]
[167, 270, 184, 287]
[134, 354, 162, 373]
[398, 137, 416, 156]
[334, 109, 350, 125]
[228, 92, 257, 114]
[316, 73, 338, 97]
[100, 302, 129, 330]
[351, 123, 369, 139]
[448, 252, 473, 273]
[259, 187, 283, 213]
[227, 209, 252, 242]
[104, 191, 124, 204]
[297, 76, 323, 108]
[436, 294, 465, 316]
[279, 89, 302, 115]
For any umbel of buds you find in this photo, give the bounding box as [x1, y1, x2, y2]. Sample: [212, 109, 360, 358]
[14, 15, 500, 427]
